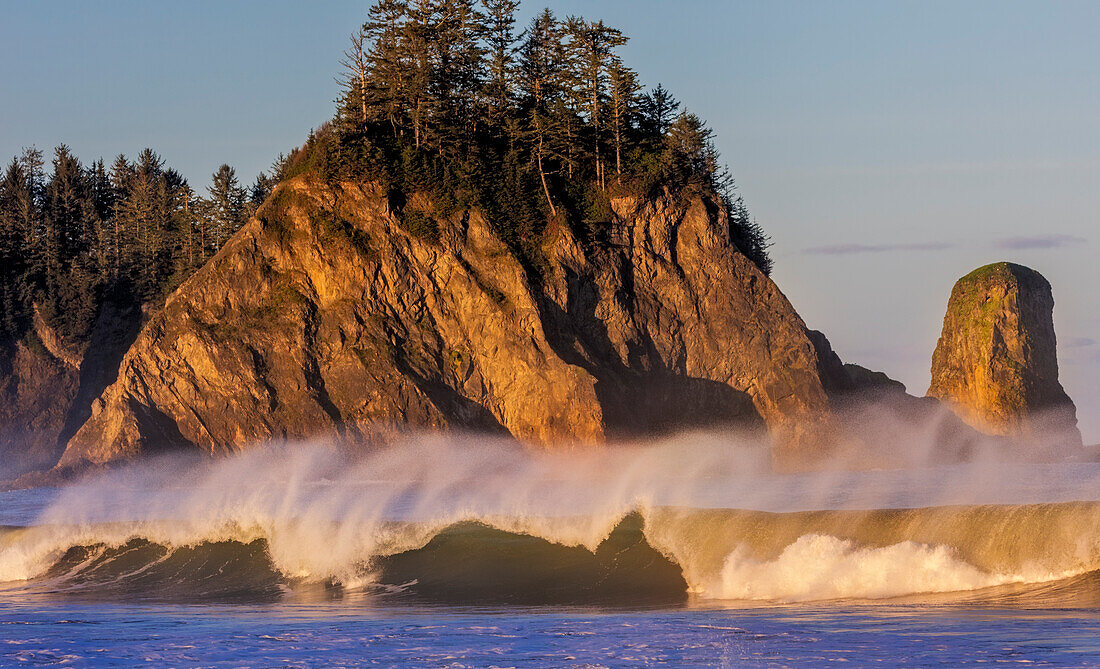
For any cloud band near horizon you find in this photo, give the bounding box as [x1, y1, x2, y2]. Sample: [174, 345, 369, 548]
[803, 242, 954, 255]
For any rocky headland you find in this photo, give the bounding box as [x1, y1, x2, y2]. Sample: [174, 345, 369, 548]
[2, 177, 1085, 481]
[58, 177, 839, 468]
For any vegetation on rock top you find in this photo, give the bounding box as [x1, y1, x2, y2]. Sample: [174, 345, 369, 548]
[272, 0, 772, 275]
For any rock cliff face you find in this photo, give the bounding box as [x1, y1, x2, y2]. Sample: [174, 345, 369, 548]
[928, 262, 1080, 451]
[0, 302, 144, 479]
[59, 177, 835, 465]
[0, 339, 77, 476]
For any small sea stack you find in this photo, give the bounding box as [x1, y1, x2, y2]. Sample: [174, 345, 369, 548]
[928, 262, 1081, 453]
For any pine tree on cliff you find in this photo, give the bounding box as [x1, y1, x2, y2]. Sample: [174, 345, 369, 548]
[727, 195, 772, 277]
[565, 17, 626, 190]
[41, 145, 101, 341]
[15, 148, 45, 293]
[481, 0, 519, 137]
[114, 149, 164, 297]
[89, 159, 114, 223]
[607, 58, 639, 182]
[159, 166, 192, 287]
[663, 113, 720, 185]
[339, 25, 371, 131]
[248, 171, 276, 215]
[517, 9, 565, 216]
[431, 0, 487, 163]
[108, 154, 135, 280]
[203, 164, 246, 254]
[638, 83, 679, 142]
[0, 159, 37, 340]
[362, 0, 409, 138]
[88, 159, 114, 280]
[404, 0, 438, 150]
[174, 182, 199, 272]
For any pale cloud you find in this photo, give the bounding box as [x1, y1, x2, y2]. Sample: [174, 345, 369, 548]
[1063, 337, 1096, 349]
[803, 242, 953, 255]
[995, 234, 1086, 250]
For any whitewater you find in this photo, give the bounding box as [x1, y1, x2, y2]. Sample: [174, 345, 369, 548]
[3, 435, 1100, 601]
[3, 434, 1100, 666]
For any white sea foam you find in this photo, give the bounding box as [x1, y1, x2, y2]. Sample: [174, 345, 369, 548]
[2, 435, 1099, 600]
[708, 535, 1065, 602]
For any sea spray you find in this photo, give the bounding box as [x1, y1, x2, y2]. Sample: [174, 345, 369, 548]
[3, 434, 1100, 602]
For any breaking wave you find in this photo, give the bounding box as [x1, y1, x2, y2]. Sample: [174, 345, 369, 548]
[2, 438, 1099, 606]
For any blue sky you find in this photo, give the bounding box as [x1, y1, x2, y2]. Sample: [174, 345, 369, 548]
[3, 1, 1099, 440]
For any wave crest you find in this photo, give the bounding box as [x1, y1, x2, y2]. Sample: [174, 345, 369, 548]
[2, 439, 1100, 605]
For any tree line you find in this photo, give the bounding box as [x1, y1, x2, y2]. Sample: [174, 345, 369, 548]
[0, 145, 275, 347]
[290, 0, 771, 273]
[0, 1, 772, 353]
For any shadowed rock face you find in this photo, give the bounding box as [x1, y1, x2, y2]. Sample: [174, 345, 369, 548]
[58, 178, 836, 466]
[0, 340, 77, 476]
[928, 262, 1080, 452]
[0, 301, 143, 479]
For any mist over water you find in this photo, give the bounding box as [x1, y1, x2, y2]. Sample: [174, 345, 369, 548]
[2, 430, 1098, 605]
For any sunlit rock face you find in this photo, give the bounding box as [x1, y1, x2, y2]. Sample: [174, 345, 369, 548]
[59, 176, 836, 466]
[928, 262, 1080, 452]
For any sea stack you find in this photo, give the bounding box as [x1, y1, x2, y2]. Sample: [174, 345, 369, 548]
[928, 262, 1080, 452]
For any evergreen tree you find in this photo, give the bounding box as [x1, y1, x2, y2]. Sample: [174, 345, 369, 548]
[727, 194, 772, 276]
[114, 149, 164, 295]
[433, 0, 487, 162]
[638, 83, 679, 139]
[404, 0, 439, 150]
[481, 0, 519, 135]
[270, 153, 293, 182]
[108, 154, 135, 279]
[248, 171, 276, 214]
[607, 58, 640, 181]
[363, 0, 409, 138]
[17, 148, 45, 289]
[517, 9, 564, 216]
[41, 145, 100, 339]
[339, 26, 372, 130]
[565, 18, 626, 189]
[175, 182, 199, 273]
[0, 159, 35, 339]
[663, 112, 719, 184]
[88, 159, 114, 280]
[202, 164, 246, 253]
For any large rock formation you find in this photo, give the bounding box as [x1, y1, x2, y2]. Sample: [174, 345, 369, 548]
[58, 177, 835, 466]
[928, 262, 1080, 452]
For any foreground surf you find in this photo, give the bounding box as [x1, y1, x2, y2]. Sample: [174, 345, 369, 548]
[3, 502, 1098, 606]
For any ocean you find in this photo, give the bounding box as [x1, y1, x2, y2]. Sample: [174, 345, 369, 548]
[2, 437, 1098, 667]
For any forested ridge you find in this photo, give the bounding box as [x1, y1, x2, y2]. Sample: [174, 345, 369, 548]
[0, 147, 275, 350]
[281, 0, 771, 273]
